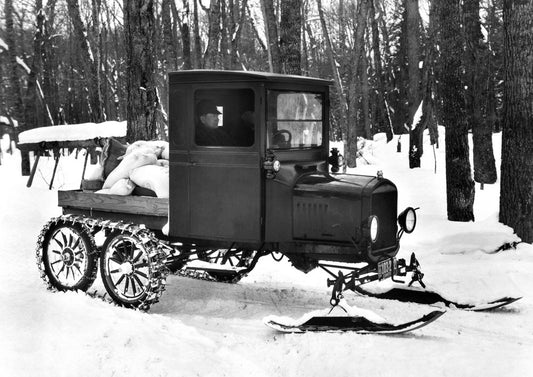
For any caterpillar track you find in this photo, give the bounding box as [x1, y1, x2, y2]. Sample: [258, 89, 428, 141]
[36, 215, 259, 310]
[36, 215, 169, 310]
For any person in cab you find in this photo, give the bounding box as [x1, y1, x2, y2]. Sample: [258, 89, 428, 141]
[195, 100, 235, 146]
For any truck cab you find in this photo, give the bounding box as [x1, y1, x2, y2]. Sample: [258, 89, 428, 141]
[168, 70, 408, 271]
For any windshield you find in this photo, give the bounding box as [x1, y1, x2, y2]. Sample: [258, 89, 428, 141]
[267, 90, 323, 149]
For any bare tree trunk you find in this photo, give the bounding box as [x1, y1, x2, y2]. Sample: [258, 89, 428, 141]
[346, 0, 369, 168]
[230, 0, 248, 69]
[42, 0, 58, 124]
[124, 0, 159, 142]
[361, 46, 371, 139]
[204, 0, 222, 69]
[280, 0, 302, 75]
[5, 0, 29, 174]
[409, 0, 439, 167]
[500, 0, 533, 243]
[180, 5, 193, 70]
[369, 0, 392, 141]
[406, 0, 422, 168]
[261, 0, 281, 73]
[439, 0, 475, 222]
[162, 0, 179, 70]
[193, 0, 203, 68]
[317, 0, 347, 138]
[25, 0, 44, 131]
[304, 15, 319, 77]
[220, 0, 231, 69]
[465, 0, 497, 185]
[66, 0, 105, 122]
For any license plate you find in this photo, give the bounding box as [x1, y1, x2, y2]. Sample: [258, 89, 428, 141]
[377, 258, 393, 280]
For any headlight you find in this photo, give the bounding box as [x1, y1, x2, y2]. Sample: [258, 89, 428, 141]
[273, 160, 281, 172]
[369, 215, 379, 243]
[398, 207, 417, 234]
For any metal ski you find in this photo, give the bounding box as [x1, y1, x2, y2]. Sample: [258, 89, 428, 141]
[264, 302, 445, 334]
[353, 285, 522, 312]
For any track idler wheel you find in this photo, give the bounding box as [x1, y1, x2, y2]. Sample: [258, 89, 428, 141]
[39, 218, 98, 292]
[100, 229, 168, 310]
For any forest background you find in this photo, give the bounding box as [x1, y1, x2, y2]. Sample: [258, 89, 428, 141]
[0, 0, 531, 243]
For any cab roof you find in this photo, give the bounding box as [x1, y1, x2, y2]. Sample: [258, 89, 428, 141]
[168, 70, 332, 86]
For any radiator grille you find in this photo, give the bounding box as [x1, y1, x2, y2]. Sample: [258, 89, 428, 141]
[371, 188, 398, 251]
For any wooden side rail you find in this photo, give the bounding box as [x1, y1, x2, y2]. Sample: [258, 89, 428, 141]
[58, 190, 169, 217]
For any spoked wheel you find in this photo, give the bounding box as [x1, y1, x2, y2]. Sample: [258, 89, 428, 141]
[39, 218, 98, 291]
[100, 229, 167, 309]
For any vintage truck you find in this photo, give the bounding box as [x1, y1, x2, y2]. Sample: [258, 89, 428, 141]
[35, 70, 425, 311]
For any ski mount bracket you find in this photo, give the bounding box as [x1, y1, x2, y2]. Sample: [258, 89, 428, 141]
[321, 252, 425, 306]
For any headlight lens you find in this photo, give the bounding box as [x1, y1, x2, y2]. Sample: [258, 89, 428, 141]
[398, 207, 417, 234]
[369, 216, 379, 243]
[273, 160, 281, 172]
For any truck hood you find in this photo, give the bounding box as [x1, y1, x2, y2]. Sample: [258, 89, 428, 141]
[294, 173, 380, 199]
[292, 173, 398, 249]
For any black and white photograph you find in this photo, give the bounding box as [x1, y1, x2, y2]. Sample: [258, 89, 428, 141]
[0, 0, 532, 376]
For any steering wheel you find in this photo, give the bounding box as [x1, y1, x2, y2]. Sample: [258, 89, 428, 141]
[272, 129, 292, 147]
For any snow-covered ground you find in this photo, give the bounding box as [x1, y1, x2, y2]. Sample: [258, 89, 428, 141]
[0, 129, 532, 377]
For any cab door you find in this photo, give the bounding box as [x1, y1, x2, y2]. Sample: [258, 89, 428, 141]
[170, 85, 263, 243]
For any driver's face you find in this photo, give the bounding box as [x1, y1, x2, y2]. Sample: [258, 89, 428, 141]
[200, 113, 219, 128]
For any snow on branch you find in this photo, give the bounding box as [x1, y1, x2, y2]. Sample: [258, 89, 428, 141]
[18, 121, 127, 145]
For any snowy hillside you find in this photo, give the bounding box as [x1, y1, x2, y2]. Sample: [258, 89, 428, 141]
[0, 129, 532, 377]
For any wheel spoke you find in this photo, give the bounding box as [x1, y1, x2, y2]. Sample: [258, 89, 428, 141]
[57, 263, 66, 276]
[109, 256, 122, 265]
[134, 261, 148, 268]
[51, 260, 64, 273]
[130, 276, 138, 296]
[134, 270, 148, 279]
[51, 249, 62, 255]
[65, 265, 71, 280]
[115, 273, 126, 286]
[131, 249, 143, 264]
[71, 237, 81, 252]
[73, 263, 82, 275]
[110, 268, 121, 274]
[51, 259, 62, 266]
[53, 235, 64, 249]
[68, 234, 74, 248]
[132, 274, 145, 291]
[61, 232, 69, 249]
[124, 276, 130, 294]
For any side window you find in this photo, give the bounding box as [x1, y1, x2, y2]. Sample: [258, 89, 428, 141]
[266, 90, 323, 150]
[194, 89, 255, 147]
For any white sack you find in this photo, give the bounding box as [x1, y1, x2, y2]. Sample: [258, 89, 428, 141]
[130, 164, 169, 198]
[125, 140, 169, 159]
[103, 150, 157, 189]
[97, 178, 135, 196]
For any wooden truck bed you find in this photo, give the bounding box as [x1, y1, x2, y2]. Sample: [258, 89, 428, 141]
[58, 190, 169, 230]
